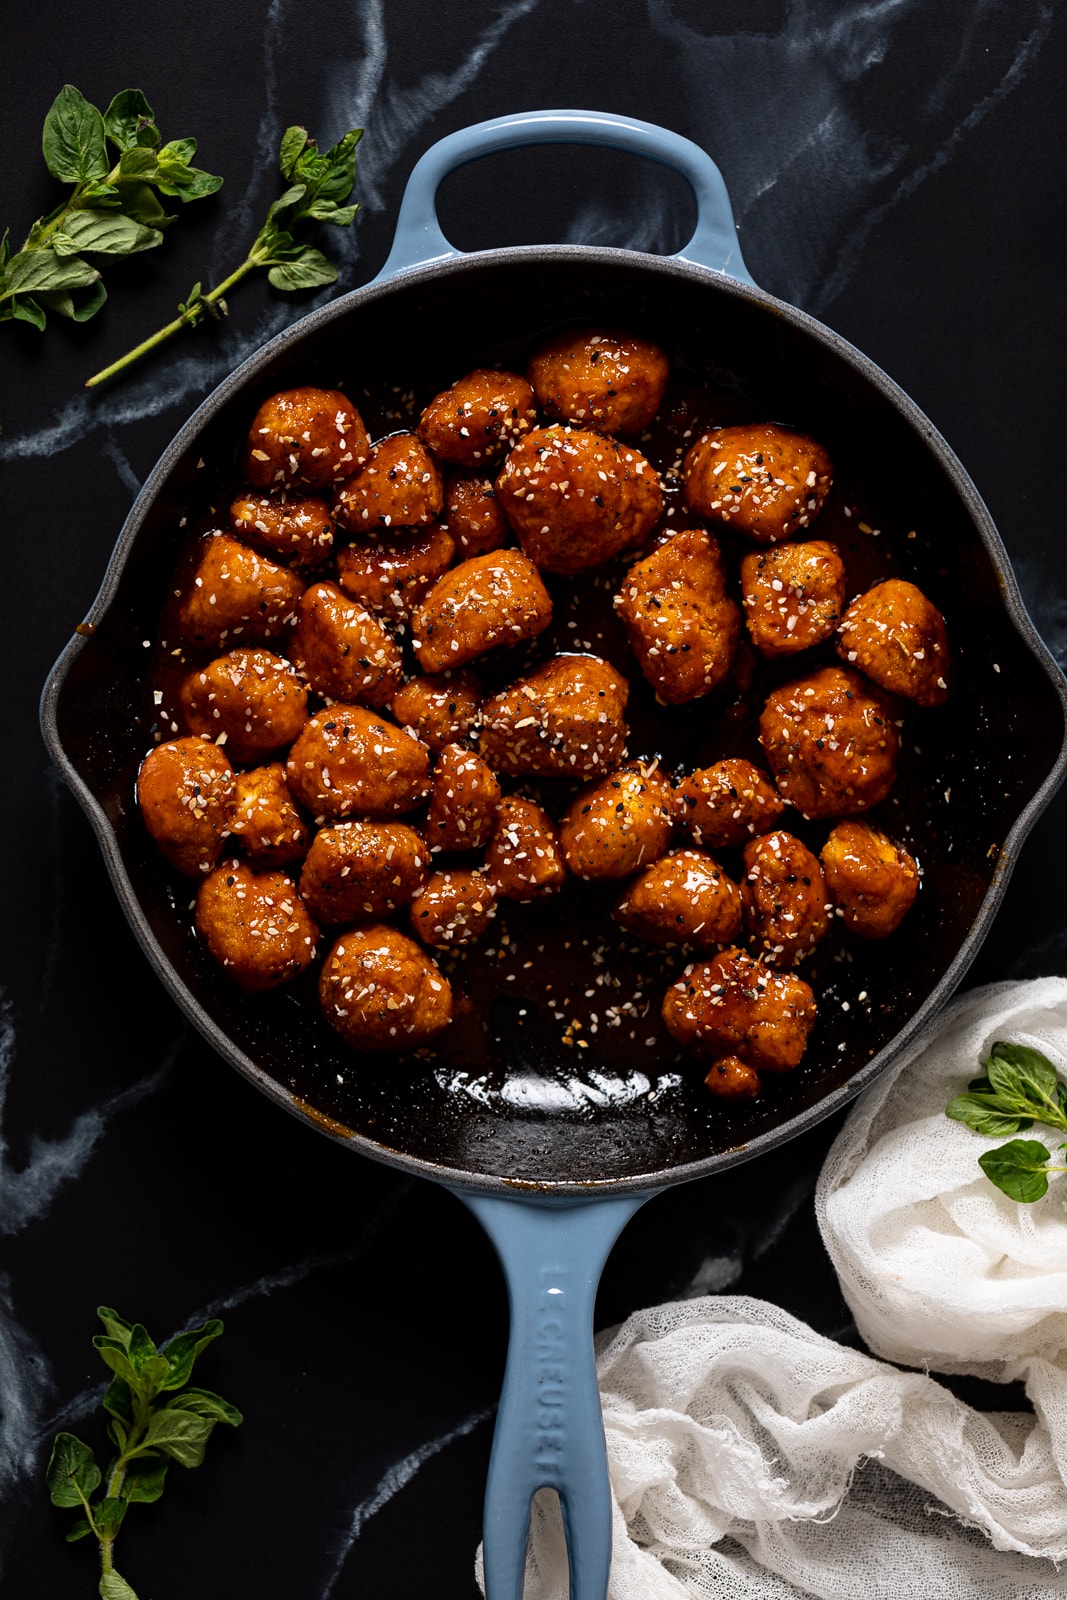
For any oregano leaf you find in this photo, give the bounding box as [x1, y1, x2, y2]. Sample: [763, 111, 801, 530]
[268, 248, 337, 290]
[9, 295, 47, 330]
[977, 1138, 1053, 1203]
[99, 1570, 141, 1600]
[103, 90, 159, 152]
[42, 86, 108, 183]
[46, 1433, 101, 1508]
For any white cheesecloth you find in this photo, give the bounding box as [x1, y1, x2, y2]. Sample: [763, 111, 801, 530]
[478, 977, 1067, 1598]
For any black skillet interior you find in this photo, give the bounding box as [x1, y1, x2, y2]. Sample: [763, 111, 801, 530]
[46, 249, 1067, 1190]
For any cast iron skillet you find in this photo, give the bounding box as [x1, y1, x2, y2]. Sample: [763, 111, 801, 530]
[42, 112, 1067, 1600]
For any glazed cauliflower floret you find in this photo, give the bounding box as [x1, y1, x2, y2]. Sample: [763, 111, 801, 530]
[675, 759, 786, 848]
[228, 763, 309, 869]
[411, 550, 552, 675]
[286, 706, 431, 819]
[496, 425, 662, 575]
[195, 858, 318, 992]
[334, 433, 443, 534]
[836, 578, 950, 706]
[319, 925, 452, 1050]
[614, 528, 741, 703]
[741, 830, 830, 968]
[559, 761, 674, 880]
[179, 648, 307, 764]
[137, 736, 236, 878]
[479, 653, 629, 778]
[418, 368, 537, 466]
[820, 819, 919, 938]
[759, 665, 900, 820]
[526, 327, 669, 436]
[298, 820, 427, 924]
[409, 868, 497, 947]
[683, 423, 833, 543]
[335, 524, 455, 620]
[662, 946, 817, 1082]
[229, 491, 335, 568]
[425, 744, 501, 853]
[173, 532, 305, 651]
[614, 849, 742, 949]
[291, 581, 403, 709]
[241, 387, 370, 489]
[741, 540, 845, 656]
[390, 670, 482, 752]
[443, 471, 511, 558]
[483, 796, 567, 901]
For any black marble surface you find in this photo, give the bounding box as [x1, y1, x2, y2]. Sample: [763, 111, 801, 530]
[2, 3, 1066, 1596]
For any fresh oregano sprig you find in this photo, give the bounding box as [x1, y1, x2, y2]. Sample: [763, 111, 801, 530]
[85, 122, 361, 388]
[1, 85, 221, 332]
[46, 1306, 241, 1600]
[946, 1040, 1067, 1202]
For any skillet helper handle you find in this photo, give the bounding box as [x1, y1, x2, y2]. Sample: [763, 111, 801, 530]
[375, 108, 754, 285]
[461, 1191, 649, 1600]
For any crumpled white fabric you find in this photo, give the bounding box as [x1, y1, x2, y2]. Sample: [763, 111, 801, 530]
[479, 978, 1067, 1598]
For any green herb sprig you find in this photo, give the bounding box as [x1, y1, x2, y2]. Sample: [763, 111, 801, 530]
[85, 122, 361, 388]
[1, 86, 221, 333]
[46, 1306, 241, 1600]
[946, 1040, 1067, 1202]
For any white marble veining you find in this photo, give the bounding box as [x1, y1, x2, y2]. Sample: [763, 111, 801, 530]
[0, 1003, 179, 1530]
[2, 0, 1052, 477]
[645, 0, 1054, 312]
[0, 1001, 180, 1239]
[321, 1403, 495, 1598]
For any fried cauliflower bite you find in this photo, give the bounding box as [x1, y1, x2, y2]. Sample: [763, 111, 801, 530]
[298, 820, 427, 924]
[418, 368, 537, 466]
[425, 744, 501, 852]
[137, 736, 236, 878]
[675, 759, 786, 847]
[174, 532, 305, 651]
[411, 550, 553, 675]
[390, 670, 483, 751]
[241, 387, 370, 490]
[741, 830, 830, 968]
[614, 849, 742, 949]
[291, 581, 403, 709]
[409, 868, 497, 947]
[229, 491, 335, 568]
[559, 761, 674, 880]
[614, 529, 741, 704]
[483, 796, 567, 901]
[479, 653, 629, 778]
[527, 327, 669, 436]
[335, 524, 455, 620]
[820, 819, 919, 938]
[495, 426, 663, 575]
[836, 578, 950, 706]
[227, 763, 309, 869]
[741, 540, 846, 657]
[196, 858, 318, 992]
[444, 471, 511, 558]
[759, 665, 900, 820]
[333, 433, 443, 534]
[702, 1056, 763, 1100]
[662, 946, 817, 1078]
[179, 648, 308, 764]
[319, 925, 452, 1050]
[286, 706, 431, 819]
[683, 423, 833, 544]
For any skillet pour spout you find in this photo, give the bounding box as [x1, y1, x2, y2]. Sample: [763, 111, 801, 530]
[41, 112, 1067, 1600]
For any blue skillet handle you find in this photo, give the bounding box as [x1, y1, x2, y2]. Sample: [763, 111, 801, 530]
[374, 109, 754, 286]
[460, 1189, 651, 1600]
